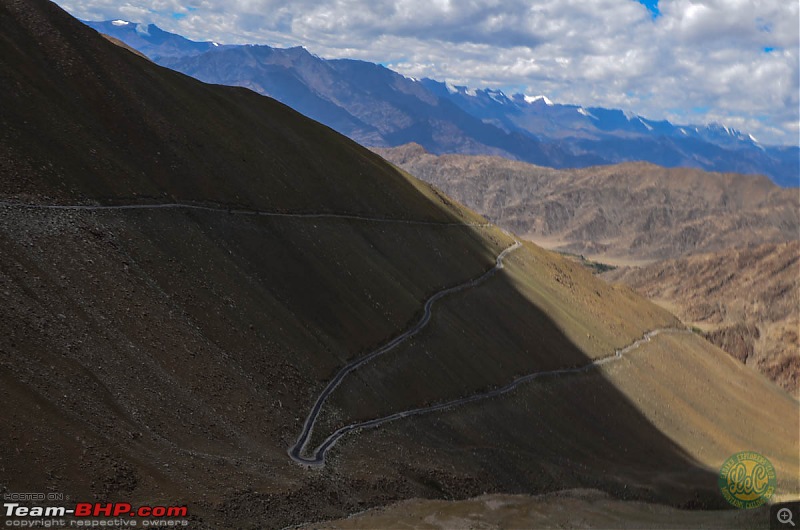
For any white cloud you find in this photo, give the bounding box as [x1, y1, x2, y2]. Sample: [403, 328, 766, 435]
[54, 0, 799, 144]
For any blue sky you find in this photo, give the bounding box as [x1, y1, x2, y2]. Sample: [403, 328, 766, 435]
[637, 0, 661, 18]
[55, 0, 799, 145]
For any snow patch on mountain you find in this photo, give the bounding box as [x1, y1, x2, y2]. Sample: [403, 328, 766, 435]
[487, 89, 508, 104]
[524, 95, 553, 105]
[82, 18, 797, 187]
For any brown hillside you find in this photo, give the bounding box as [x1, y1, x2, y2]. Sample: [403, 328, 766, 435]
[377, 144, 799, 394]
[102, 34, 150, 60]
[604, 241, 800, 397]
[310, 490, 768, 529]
[375, 143, 798, 262]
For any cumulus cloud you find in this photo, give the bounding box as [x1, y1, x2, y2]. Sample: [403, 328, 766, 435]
[54, 0, 798, 145]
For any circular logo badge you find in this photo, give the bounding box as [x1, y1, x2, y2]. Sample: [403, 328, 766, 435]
[718, 451, 777, 508]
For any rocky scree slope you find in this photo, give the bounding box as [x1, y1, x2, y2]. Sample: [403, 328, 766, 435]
[604, 241, 800, 397]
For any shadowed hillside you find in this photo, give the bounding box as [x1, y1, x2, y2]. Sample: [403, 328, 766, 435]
[376, 143, 799, 395]
[0, 1, 797, 528]
[1, 7, 463, 220]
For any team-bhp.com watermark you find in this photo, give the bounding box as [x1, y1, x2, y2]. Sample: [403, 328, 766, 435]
[3, 494, 188, 527]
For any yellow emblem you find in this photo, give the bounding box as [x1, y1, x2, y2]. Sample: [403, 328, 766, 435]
[718, 451, 777, 508]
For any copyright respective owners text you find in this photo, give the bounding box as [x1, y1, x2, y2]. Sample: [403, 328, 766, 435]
[2, 493, 189, 527]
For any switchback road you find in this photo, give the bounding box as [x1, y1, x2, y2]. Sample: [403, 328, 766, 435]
[288, 241, 522, 465]
[291, 326, 691, 466]
[2, 199, 690, 470]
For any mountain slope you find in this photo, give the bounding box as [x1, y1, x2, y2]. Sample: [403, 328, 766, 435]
[1, 2, 797, 528]
[376, 144, 798, 262]
[377, 144, 799, 395]
[309, 490, 768, 529]
[86, 19, 798, 186]
[604, 241, 800, 397]
[154, 45, 586, 167]
[84, 19, 220, 59]
[1, 14, 459, 219]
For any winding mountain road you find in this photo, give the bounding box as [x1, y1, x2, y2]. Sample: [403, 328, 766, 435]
[291, 326, 692, 466]
[288, 241, 522, 465]
[0, 200, 490, 226]
[3, 199, 692, 469]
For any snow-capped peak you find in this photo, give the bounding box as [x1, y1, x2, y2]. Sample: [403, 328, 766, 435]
[707, 122, 734, 135]
[486, 89, 509, 104]
[524, 95, 553, 106]
[703, 122, 752, 142]
[212, 42, 220, 47]
[748, 133, 766, 151]
[111, 20, 130, 26]
[443, 82, 478, 96]
[577, 107, 597, 119]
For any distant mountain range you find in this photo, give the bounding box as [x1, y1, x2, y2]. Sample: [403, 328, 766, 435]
[376, 143, 799, 262]
[85, 20, 799, 186]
